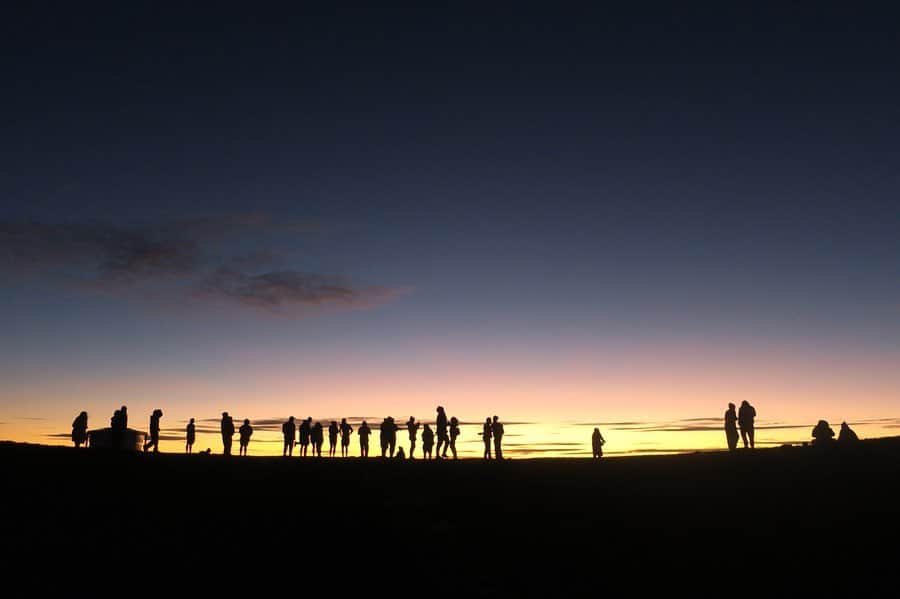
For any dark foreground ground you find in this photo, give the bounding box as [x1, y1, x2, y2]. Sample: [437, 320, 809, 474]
[4, 439, 899, 595]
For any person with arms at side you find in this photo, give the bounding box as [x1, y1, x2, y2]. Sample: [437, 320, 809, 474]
[186, 418, 196, 454]
[358, 420, 371, 457]
[738, 401, 756, 449]
[725, 403, 739, 452]
[221, 412, 235, 456]
[592, 427, 606, 459]
[282, 416, 296, 457]
[491, 415, 505, 460]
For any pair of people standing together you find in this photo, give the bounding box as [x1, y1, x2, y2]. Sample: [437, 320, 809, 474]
[724, 401, 756, 451]
[481, 415, 505, 460]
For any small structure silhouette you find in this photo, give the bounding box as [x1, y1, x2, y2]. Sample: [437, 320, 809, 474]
[88, 406, 145, 451]
[282, 416, 296, 456]
[592, 427, 606, 459]
[838, 421, 859, 444]
[811, 420, 835, 446]
[239, 418, 253, 456]
[738, 401, 756, 449]
[421, 424, 434, 459]
[724, 403, 739, 452]
[186, 418, 196, 454]
[221, 412, 235, 455]
[491, 415, 505, 460]
[358, 420, 371, 457]
[72, 411, 88, 448]
[142, 409, 163, 453]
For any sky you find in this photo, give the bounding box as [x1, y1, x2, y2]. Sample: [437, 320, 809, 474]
[1, 3, 898, 457]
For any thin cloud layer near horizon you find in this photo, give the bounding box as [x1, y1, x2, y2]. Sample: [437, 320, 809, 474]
[1, 4, 898, 456]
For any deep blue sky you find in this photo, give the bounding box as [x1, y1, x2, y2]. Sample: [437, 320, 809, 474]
[1, 4, 898, 443]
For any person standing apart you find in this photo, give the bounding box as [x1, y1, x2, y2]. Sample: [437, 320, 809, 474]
[239, 418, 253, 456]
[186, 418, 196, 453]
[592, 427, 605, 459]
[738, 401, 756, 449]
[221, 412, 235, 455]
[72, 411, 88, 448]
[143, 409, 163, 453]
[448, 416, 461, 460]
[358, 420, 371, 457]
[724, 403, 739, 452]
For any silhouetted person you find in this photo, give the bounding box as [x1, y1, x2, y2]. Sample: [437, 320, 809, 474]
[380, 416, 398, 458]
[448, 416, 460, 459]
[406, 417, 419, 459]
[111, 407, 127, 451]
[592, 427, 606, 459]
[395, 446, 406, 460]
[328, 421, 339, 457]
[221, 412, 235, 455]
[725, 403, 739, 452]
[186, 418, 196, 453]
[358, 420, 371, 457]
[812, 420, 835, 447]
[340, 418, 353, 457]
[239, 418, 253, 456]
[282, 416, 296, 456]
[481, 417, 492, 459]
[299, 417, 312, 457]
[72, 411, 88, 448]
[838, 421, 859, 444]
[738, 400, 756, 449]
[435, 406, 449, 459]
[312, 422, 324, 457]
[491, 415, 504, 460]
[143, 409, 163, 453]
[421, 424, 434, 459]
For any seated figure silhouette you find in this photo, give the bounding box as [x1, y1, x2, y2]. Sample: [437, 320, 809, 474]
[837, 421, 859, 444]
[72, 411, 88, 448]
[811, 420, 835, 446]
[395, 446, 406, 460]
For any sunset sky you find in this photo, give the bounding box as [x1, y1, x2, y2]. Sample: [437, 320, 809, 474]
[2, 4, 898, 457]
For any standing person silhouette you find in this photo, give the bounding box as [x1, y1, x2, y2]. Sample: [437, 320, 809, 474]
[421, 424, 434, 459]
[592, 427, 606, 459]
[491, 416, 504, 460]
[328, 421, 339, 457]
[239, 419, 253, 456]
[340, 418, 353, 457]
[311, 422, 324, 457]
[738, 401, 756, 449]
[299, 417, 312, 457]
[186, 418, 196, 454]
[143, 409, 163, 453]
[72, 411, 88, 448]
[724, 403, 739, 452]
[406, 417, 419, 459]
[386, 417, 398, 457]
[221, 412, 235, 455]
[435, 406, 449, 459]
[282, 416, 296, 456]
[481, 417, 492, 460]
[358, 420, 371, 457]
[448, 417, 461, 460]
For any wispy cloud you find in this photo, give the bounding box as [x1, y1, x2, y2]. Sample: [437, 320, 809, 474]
[0, 215, 405, 317]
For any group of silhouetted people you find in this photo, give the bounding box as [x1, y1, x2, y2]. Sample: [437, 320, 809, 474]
[811, 420, 859, 447]
[724, 401, 757, 451]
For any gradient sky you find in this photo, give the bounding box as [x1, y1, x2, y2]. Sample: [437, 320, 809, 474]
[2, 4, 898, 456]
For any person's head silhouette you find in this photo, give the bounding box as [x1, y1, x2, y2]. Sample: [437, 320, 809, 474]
[728, 403, 735, 410]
